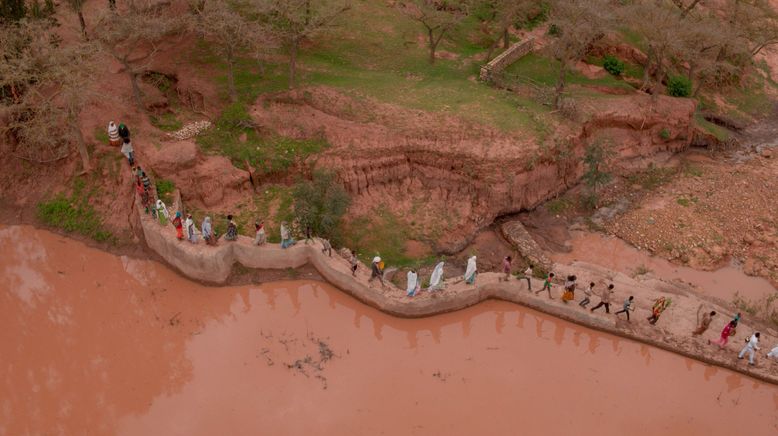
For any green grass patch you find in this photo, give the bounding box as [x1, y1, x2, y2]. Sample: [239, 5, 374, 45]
[36, 179, 113, 242]
[341, 204, 435, 267]
[150, 112, 183, 132]
[546, 196, 573, 215]
[694, 113, 730, 142]
[503, 53, 635, 92]
[155, 179, 176, 204]
[196, 102, 329, 174]
[93, 126, 109, 144]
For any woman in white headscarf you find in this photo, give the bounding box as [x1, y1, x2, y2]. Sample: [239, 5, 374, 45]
[465, 255, 477, 285]
[201, 216, 216, 245]
[185, 214, 198, 244]
[406, 270, 419, 297]
[428, 261, 445, 291]
[155, 199, 170, 226]
[280, 222, 295, 248]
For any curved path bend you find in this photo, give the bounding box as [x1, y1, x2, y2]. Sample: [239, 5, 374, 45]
[138, 206, 778, 385]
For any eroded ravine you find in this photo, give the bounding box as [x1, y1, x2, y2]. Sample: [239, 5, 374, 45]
[2, 225, 777, 435]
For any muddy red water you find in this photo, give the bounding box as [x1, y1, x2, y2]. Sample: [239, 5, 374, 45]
[2, 225, 777, 436]
[552, 231, 777, 302]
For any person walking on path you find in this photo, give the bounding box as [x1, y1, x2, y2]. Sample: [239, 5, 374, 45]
[172, 211, 184, 240]
[304, 225, 313, 245]
[155, 199, 169, 226]
[185, 214, 198, 244]
[321, 239, 333, 257]
[120, 137, 135, 166]
[562, 275, 576, 303]
[349, 250, 359, 276]
[224, 215, 238, 241]
[615, 296, 635, 321]
[118, 123, 130, 142]
[535, 272, 554, 299]
[280, 222, 295, 248]
[647, 297, 671, 325]
[406, 270, 419, 297]
[738, 332, 760, 366]
[368, 256, 385, 287]
[711, 320, 737, 348]
[500, 256, 512, 282]
[464, 256, 477, 285]
[590, 284, 615, 313]
[766, 344, 778, 360]
[520, 264, 533, 290]
[693, 306, 717, 336]
[108, 121, 121, 146]
[253, 221, 266, 245]
[201, 216, 216, 245]
[579, 282, 595, 308]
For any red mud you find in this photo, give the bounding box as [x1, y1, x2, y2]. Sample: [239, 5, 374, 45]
[552, 231, 777, 302]
[2, 225, 778, 435]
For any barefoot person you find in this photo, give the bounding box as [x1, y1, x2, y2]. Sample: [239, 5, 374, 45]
[615, 296, 635, 321]
[738, 332, 760, 366]
[712, 320, 737, 349]
[590, 284, 614, 313]
[579, 282, 595, 308]
[647, 297, 671, 325]
[693, 306, 717, 336]
[519, 264, 533, 290]
[535, 272, 554, 299]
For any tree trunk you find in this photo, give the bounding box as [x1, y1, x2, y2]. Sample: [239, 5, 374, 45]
[554, 63, 566, 108]
[503, 28, 509, 49]
[428, 28, 437, 64]
[227, 49, 237, 102]
[123, 59, 145, 111]
[640, 53, 653, 91]
[78, 10, 87, 39]
[289, 39, 298, 89]
[70, 111, 91, 174]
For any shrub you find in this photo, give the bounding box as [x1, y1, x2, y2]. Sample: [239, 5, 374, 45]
[292, 170, 350, 242]
[603, 56, 625, 76]
[659, 128, 671, 140]
[155, 179, 175, 204]
[667, 75, 692, 97]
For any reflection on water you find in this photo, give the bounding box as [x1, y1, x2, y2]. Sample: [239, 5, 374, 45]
[1, 225, 777, 436]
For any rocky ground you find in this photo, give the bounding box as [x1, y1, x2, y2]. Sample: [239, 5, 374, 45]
[603, 148, 778, 289]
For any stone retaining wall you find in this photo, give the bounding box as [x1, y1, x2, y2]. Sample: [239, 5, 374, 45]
[479, 38, 535, 83]
[138, 205, 778, 385]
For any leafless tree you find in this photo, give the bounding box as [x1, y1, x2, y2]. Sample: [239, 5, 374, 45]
[546, 0, 610, 107]
[92, 0, 183, 111]
[254, 0, 350, 88]
[0, 19, 98, 171]
[190, 0, 276, 102]
[481, 0, 539, 61]
[397, 0, 470, 64]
